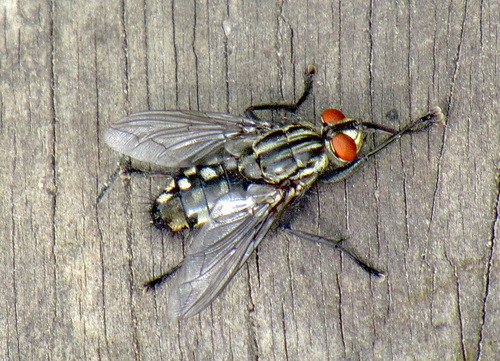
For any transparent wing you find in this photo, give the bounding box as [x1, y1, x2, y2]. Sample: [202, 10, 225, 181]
[169, 184, 285, 319]
[103, 110, 270, 167]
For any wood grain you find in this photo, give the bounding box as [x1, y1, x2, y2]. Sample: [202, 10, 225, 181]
[1, 0, 498, 360]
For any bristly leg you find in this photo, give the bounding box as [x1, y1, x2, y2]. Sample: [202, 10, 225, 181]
[282, 226, 385, 278]
[244, 65, 316, 120]
[96, 159, 171, 203]
[363, 107, 446, 154]
[322, 107, 445, 183]
[96, 166, 124, 203]
[143, 263, 183, 291]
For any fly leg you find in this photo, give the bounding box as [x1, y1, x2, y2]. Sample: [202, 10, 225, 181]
[282, 227, 384, 278]
[143, 262, 183, 291]
[322, 107, 445, 183]
[96, 158, 171, 203]
[244, 65, 316, 120]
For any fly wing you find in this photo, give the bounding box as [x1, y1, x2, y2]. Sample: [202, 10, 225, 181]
[103, 110, 270, 167]
[169, 184, 285, 319]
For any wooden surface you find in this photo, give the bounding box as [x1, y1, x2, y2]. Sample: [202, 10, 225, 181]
[1, 1, 498, 360]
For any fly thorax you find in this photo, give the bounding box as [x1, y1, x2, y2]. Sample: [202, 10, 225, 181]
[238, 125, 328, 184]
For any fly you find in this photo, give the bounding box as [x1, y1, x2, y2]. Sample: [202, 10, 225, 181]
[103, 66, 445, 319]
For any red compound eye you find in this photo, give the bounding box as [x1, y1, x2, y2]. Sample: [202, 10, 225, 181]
[331, 133, 357, 162]
[322, 109, 357, 161]
[321, 108, 345, 124]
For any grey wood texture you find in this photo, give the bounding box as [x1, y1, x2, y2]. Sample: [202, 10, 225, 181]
[1, 1, 498, 360]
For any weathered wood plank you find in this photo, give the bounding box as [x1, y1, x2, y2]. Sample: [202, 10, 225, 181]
[1, 0, 498, 360]
[0, 1, 56, 360]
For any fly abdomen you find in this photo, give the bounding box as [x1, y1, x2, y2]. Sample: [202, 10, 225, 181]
[151, 165, 244, 231]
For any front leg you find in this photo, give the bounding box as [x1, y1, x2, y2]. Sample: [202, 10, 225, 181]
[321, 107, 445, 183]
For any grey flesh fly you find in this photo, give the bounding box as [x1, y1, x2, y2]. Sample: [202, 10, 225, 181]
[103, 66, 445, 319]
